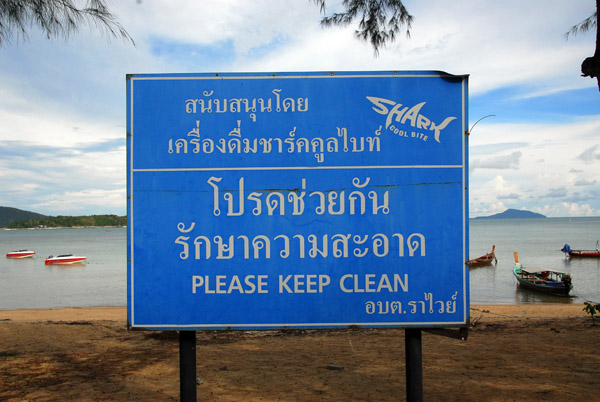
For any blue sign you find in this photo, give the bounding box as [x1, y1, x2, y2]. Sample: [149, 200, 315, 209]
[127, 71, 469, 330]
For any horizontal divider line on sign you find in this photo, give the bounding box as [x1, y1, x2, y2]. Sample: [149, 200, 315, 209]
[132, 165, 464, 172]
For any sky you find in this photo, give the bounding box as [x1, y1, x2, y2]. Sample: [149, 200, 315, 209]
[0, 0, 599, 218]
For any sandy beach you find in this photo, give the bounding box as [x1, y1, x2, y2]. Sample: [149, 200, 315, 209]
[0, 304, 598, 401]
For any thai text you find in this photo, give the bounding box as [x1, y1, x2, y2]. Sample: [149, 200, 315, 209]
[206, 176, 389, 217]
[168, 125, 381, 164]
[185, 89, 308, 121]
[365, 291, 458, 315]
[175, 223, 426, 261]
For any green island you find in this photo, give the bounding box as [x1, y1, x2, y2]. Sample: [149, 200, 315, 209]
[6, 214, 126, 229]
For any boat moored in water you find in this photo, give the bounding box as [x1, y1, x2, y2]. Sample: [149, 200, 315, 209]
[513, 252, 572, 296]
[561, 241, 600, 258]
[6, 250, 36, 259]
[45, 254, 87, 265]
[466, 245, 497, 268]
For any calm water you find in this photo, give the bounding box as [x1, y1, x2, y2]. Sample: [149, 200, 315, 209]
[0, 227, 126, 310]
[0, 219, 599, 309]
[469, 217, 600, 305]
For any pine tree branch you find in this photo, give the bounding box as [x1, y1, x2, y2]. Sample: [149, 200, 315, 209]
[0, 0, 134, 46]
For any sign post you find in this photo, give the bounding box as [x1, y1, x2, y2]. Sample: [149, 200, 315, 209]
[127, 71, 469, 398]
[179, 331, 196, 401]
[406, 328, 423, 402]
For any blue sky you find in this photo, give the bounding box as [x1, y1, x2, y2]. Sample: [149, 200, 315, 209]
[0, 0, 599, 217]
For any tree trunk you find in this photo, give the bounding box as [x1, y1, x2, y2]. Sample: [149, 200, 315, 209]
[581, 0, 600, 91]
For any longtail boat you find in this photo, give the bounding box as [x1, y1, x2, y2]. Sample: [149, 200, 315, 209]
[466, 245, 497, 268]
[513, 252, 572, 296]
[561, 241, 600, 258]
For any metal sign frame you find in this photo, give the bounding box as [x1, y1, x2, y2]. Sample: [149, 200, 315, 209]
[127, 71, 469, 330]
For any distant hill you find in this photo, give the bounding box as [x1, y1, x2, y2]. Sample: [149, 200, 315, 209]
[0, 206, 46, 228]
[474, 208, 546, 219]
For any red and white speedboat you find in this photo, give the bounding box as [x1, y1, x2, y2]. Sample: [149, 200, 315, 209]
[45, 254, 87, 265]
[6, 250, 36, 259]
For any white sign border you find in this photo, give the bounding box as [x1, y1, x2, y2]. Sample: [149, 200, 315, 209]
[127, 71, 469, 329]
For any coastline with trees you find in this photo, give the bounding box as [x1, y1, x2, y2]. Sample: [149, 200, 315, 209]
[3, 214, 126, 229]
[0, 207, 125, 229]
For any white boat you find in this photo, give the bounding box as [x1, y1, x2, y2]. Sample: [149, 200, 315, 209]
[45, 254, 87, 265]
[6, 250, 36, 259]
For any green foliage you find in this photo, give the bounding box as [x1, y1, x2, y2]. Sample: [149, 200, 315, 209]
[7, 214, 126, 229]
[312, 0, 412, 56]
[0, 0, 133, 47]
[583, 301, 600, 325]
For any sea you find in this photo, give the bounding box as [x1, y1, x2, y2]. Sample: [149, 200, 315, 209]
[0, 218, 599, 310]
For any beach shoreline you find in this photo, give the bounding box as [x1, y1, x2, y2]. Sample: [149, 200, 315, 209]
[0, 303, 589, 322]
[1, 304, 598, 401]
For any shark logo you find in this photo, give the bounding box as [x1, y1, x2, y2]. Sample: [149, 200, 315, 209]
[367, 96, 457, 143]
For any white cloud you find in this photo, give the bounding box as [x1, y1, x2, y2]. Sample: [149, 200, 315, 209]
[0, 108, 122, 146]
[30, 188, 125, 215]
[471, 151, 521, 171]
[578, 145, 600, 163]
[543, 187, 568, 198]
[533, 202, 599, 217]
[575, 179, 597, 186]
[118, 1, 323, 53]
